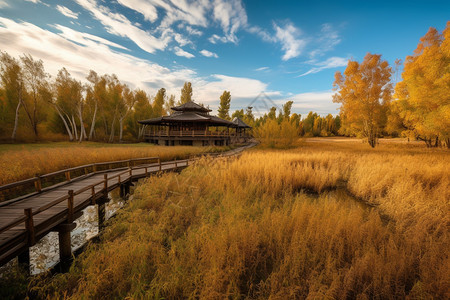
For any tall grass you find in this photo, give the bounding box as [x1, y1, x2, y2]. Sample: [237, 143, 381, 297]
[29, 141, 449, 299]
[0, 144, 224, 185]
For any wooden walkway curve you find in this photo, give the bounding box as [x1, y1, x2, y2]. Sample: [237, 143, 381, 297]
[0, 143, 255, 270]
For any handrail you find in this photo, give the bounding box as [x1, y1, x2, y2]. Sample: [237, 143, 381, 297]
[0, 156, 173, 236]
[0, 157, 160, 195]
[0, 145, 245, 244]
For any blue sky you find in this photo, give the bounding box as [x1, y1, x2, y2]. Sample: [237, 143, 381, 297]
[0, 0, 448, 116]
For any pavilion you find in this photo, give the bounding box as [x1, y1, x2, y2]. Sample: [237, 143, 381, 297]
[138, 101, 245, 146]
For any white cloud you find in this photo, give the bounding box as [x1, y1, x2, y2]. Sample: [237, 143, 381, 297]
[208, 33, 228, 44]
[274, 22, 305, 61]
[56, 5, 79, 19]
[248, 22, 306, 61]
[0, 17, 194, 93]
[74, 0, 170, 54]
[289, 91, 339, 115]
[255, 66, 269, 71]
[212, 0, 247, 43]
[309, 23, 341, 58]
[174, 46, 194, 58]
[0, 0, 9, 8]
[117, 0, 158, 22]
[200, 49, 218, 58]
[185, 25, 202, 36]
[298, 56, 348, 77]
[24, 0, 41, 3]
[53, 24, 128, 50]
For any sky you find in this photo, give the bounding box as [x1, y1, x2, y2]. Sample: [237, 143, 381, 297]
[0, 0, 448, 116]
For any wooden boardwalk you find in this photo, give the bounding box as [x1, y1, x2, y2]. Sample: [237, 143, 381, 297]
[0, 143, 255, 270]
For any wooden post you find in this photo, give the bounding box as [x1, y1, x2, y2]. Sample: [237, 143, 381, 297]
[104, 174, 108, 192]
[91, 186, 96, 205]
[24, 208, 35, 246]
[84, 167, 88, 175]
[57, 222, 76, 272]
[65, 171, 71, 181]
[34, 174, 42, 193]
[98, 202, 106, 231]
[145, 167, 148, 177]
[67, 190, 74, 223]
[175, 158, 177, 168]
[158, 158, 161, 172]
[93, 164, 97, 172]
[129, 167, 132, 176]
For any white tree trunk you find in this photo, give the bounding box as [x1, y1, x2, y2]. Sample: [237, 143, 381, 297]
[88, 101, 97, 140]
[54, 105, 73, 141]
[71, 114, 78, 140]
[78, 104, 86, 142]
[119, 117, 124, 142]
[11, 99, 21, 141]
[109, 116, 116, 143]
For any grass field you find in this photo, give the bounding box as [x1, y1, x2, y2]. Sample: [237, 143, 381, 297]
[22, 139, 448, 299]
[0, 142, 229, 186]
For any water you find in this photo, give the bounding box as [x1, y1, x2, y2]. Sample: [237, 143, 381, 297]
[29, 190, 125, 275]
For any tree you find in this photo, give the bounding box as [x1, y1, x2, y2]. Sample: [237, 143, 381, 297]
[54, 68, 84, 141]
[282, 101, 293, 119]
[180, 82, 192, 104]
[0, 52, 25, 141]
[118, 85, 136, 142]
[153, 88, 166, 117]
[164, 94, 175, 114]
[333, 53, 392, 147]
[218, 90, 231, 120]
[232, 109, 244, 119]
[394, 22, 450, 147]
[20, 54, 50, 139]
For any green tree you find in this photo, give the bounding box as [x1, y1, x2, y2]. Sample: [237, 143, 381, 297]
[180, 82, 192, 104]
[154, 88, 166, 117]
[218, 90, 231, 120]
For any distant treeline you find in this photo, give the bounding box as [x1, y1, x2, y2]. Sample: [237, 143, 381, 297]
[0, 22, 448, 147]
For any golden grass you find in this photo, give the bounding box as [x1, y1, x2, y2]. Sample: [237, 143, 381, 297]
[0, 143, 224, 185]
[27, 140, 449, 298]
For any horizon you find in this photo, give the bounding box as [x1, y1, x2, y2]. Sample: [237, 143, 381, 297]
[0, 0, 448, 116]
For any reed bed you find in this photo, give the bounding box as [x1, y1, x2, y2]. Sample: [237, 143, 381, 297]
[0, 144, 223, 185]
[28, 141, 449, 299]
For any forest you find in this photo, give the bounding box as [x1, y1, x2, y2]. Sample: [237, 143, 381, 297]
[1, 22, 448, 148]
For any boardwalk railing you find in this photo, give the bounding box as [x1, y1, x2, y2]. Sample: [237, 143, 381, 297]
[0, 157, 190, 247]
[0, 157, 163, 202]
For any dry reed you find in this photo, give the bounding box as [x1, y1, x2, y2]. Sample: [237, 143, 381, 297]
[27, 140, 450, 299]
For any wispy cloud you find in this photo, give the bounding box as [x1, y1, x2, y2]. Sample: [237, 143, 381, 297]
[24, 0, 41, 3]
[0, 0, 8, 8]
[289, 91, 339, 115]
[74, 0, 170, 54]
[255, 66, 269, 71]
[249, 21, 306, 61]
[309, 23, 341, 58]
[200, 49, 218, 58]
[117, 0, 158, 22]
[212, 0, 247, 43]
[298, 56, 348, 77]
[56, 5, 79, 19]
[174, 46, 194, 58]
[274, 22, 305, 61]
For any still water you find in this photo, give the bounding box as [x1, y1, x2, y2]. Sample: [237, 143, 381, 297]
[29, 189, 125, 275]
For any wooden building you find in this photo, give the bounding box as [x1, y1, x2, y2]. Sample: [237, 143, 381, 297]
[139, 101, 251, 146]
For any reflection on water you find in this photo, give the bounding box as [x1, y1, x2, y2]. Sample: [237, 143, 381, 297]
[29, 189, 124, 275]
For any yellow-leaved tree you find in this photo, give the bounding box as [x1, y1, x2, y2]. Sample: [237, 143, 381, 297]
[333, 53, 392, 147]
[394, 22, 450, 147]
